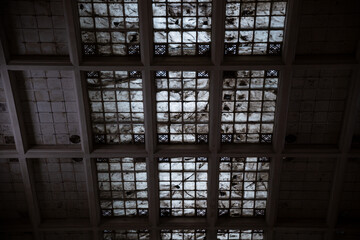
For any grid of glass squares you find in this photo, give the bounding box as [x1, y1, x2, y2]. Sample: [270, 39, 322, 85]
[86, 71, 145, 144]
[224, 0, 287, 55]
[103, 230, 150, 240]
[17, 70, 80, 145]
[5, 0, 68, 55]
[156, 71, 210, 144]
[217, 230, 264, 240]
[221, 70, 278, 143]
[152, 0, 212, 56]
[158, 157, 208, 217]
[96, 158, 148, 217]
[218, 157, 270, 217]
[160, 229, 206, 240]
[78, 0, 140, 56]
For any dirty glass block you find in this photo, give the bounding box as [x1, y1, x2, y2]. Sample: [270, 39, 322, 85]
[221, 70, 279, 144]
[158, 157, 208, 217]
[217, 230, 264, 240]
[218, 157, 270, 217]
[78, 0, 140, 56]
[224, 0, 287, 56]
[155, 71, 210, 144]
[5, 0, 68, 55]
[86, 71, 145, 144]
[160, 229, 206, 240]
[96, 158, 148, 217]
[0, 78, 15, 145]
[103, 230, 150, 240]
[152, 0, 212, 56]
[16, 70, 80, 145]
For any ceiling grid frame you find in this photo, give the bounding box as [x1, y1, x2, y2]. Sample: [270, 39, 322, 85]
[0, 0, 359, 239]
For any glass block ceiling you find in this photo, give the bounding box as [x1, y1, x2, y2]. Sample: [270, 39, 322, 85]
[78, 0, 140, 56]
[224, 0, 287, 55]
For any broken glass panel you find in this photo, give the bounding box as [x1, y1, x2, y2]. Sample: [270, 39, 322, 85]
[96, 158, 148, 217]
[103, 230, 150, 240]
[153, 0, 212, 56]
[224, 0, 287, 55]
[217, 230, 264, 240]
[156, 71, 210, 144]
[221, 70, 278, 144]
[161, 229, 206, 239]
[218, 157, 270, 217]
[158, 157, 208, 217]
[86, 71, 145, 144]
[78, 0, 140, 56]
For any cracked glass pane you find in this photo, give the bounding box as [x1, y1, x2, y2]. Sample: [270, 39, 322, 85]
[217, 230, 264, 240]
[221, 70, 278, 144]
[224, 0, 287, 56]
[96, 158, 148, 217]
[86, 71, 145, 144]
[218, 157, 270, 217]
[158, 157, 208, 217]
[156, 71, 210, 144]
[102, 230, 150, 240]
[153, 0, 212, 56]
[161, 229, 206, 239]
[78, 0, 140, 56]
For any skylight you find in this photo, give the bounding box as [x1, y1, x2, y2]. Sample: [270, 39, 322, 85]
[224, 0, 287, 55]
[160, 229, 206, 239]
[152, 0, 212, 56]
[78, 0, 140, 56]
[159, 157, 208, 217]
[103, 230, 150, 239]
[218, 157, 270, 217]
[96, 158, 148, 217]
[217, 230, 264, 239]
[221, 70, 279, 144]
[86, 71, 145, 144]
[156, 71, 210, 144]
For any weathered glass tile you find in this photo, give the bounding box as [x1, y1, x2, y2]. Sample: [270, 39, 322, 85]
[102, 230, 150, 240]
[224, 0, 287, 56]
[153, 0, 212, 56]
[96, 158, 148, 217]
[156, 71, 209, 144]
[78, 0, 140, 56]
[217, 230, 264, 240]
[218, 157, 270, 217]
[161, 229, 206, 239]
[86, 71, 145, 144]
[221, 70, 278, 144]
[158, 157, 208, 217]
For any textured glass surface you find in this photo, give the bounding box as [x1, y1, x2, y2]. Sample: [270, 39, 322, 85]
[96, 158, 148, 217]
[0, 78, 15, 145]
[218, 157, 270, 217]
[158, 157, 208, 217]
[161, 229, 206, 240]
[224, 0, 287, 55]
[156, 71, 210, 144]
[103, 230, 150, 240]
[221, 70, 278, 144]
[5, 0, 68, 55]
[86, 71, 145, 144]
[152, 0, 212, 56]
[78, 0, 140, 56]
[217, 230, 264, 240]
[17, 71, 80, 145]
